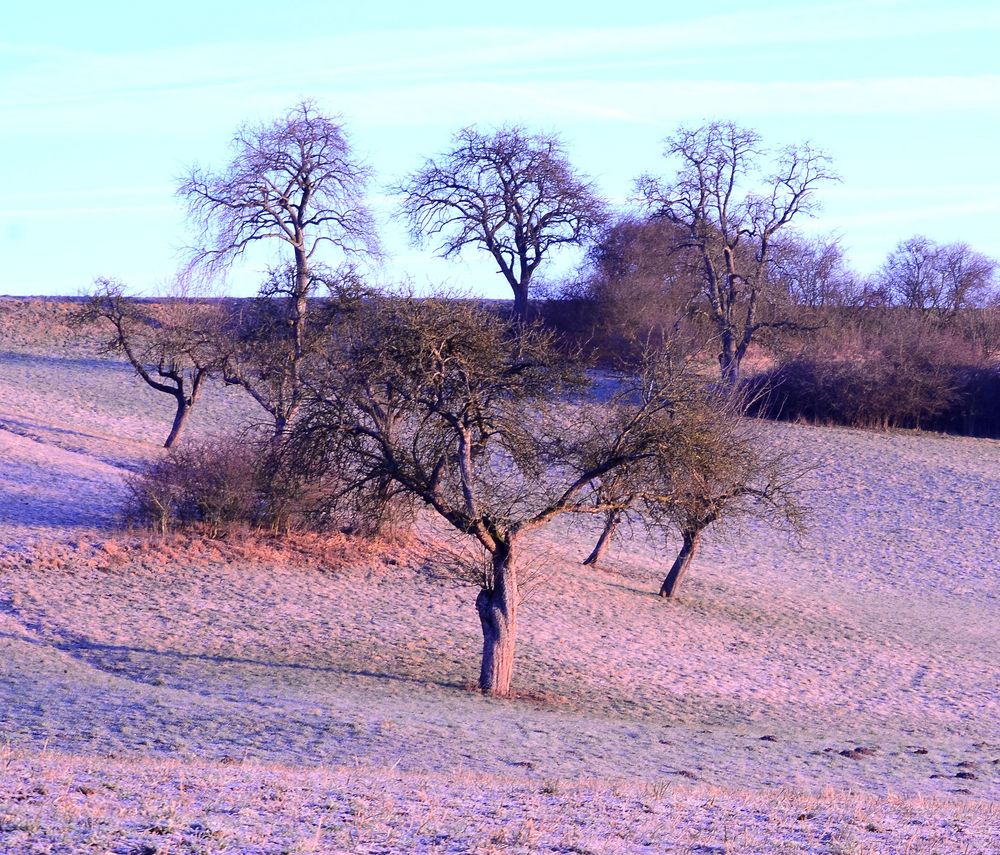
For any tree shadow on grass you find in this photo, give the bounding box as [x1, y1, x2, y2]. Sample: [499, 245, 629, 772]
[590, 573, 661, 599]
[0, 486, 119, 532]
[0, 414, 149, 473]
[0, 350, 129, 373]
[0, 626, 468, 697]
[0, 414, 115, 446]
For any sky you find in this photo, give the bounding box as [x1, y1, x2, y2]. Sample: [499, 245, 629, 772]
[2, 0, 999, 298]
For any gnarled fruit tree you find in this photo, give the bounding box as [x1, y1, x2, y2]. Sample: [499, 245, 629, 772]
[294, 294, 686, 696]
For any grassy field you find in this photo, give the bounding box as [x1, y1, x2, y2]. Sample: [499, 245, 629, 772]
[0, 301, 998, 853]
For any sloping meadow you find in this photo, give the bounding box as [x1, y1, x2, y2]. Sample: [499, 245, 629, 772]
[0, 303, 998, 852]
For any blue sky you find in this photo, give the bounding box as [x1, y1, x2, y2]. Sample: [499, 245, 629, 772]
[2, 0, 999, 297]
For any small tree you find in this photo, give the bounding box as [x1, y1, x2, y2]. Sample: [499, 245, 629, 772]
[646, 400, 805, 598]
[217, 264, 366, 435]
[81, 278, 220, 448]
[637, 121, 836, 386]
[295, 295, 686, 696]
[580, 359, 805, 598]
[397, 126, 608, 321]
[579, 345, 701, 566]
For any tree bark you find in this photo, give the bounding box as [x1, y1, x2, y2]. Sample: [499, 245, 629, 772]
[511, 281, 530, 323]
[583, 509, 619, 566]
[163, 396, 191, 448]
[475, 540, 518, 696]
[659, 529, 701, 599]
[719, 328, 740, 387]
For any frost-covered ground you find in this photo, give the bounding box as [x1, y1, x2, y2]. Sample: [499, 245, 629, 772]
[0, 302, 998, 853]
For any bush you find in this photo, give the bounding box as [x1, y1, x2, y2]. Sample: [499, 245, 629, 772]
[538, 216, 709, 367]
[747, 356, 1000, 438]
[124, 434, 418, 538]
[938, 366, 1000, 437]
[125, 436, 330, 536]
[125, 439, 256, 535]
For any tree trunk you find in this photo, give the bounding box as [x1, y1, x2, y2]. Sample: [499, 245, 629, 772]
[583, 510, 619, 566]
[511, 282, 529, 323]
[163, 396, 191, 448]
[719, 328, 740, 387]
[293, 246, 310, 361]
[658, 529, 701, 599]
[475, 541, 518, 696]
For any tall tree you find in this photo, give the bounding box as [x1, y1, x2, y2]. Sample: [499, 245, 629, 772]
[81, 278, 220, 448]
[637, 121, 836, 385]
[180, 101, 378, 291]
[397, 126, 608, 321]
[179, 101, 379, 433]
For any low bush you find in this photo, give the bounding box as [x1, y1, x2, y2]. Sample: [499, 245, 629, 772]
[937, 366, 1000, 437]
[124, 436, 333, 536]
[747, 357, 1000, 438]
[124, 435, 416, 538]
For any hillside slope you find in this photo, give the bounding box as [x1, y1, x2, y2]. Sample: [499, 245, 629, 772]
[0, 313, 998, 853]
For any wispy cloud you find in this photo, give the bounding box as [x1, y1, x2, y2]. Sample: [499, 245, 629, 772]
[4, 2, 999, 113]
[815, 199, 1000, 231]
[0, 203, 174, 219]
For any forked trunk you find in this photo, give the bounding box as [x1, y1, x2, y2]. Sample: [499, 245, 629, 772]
[163, 396, 191, 449]
[475, 541, 518, 696]
[583, 510, 619, 566]
[659, 529, 701, 599]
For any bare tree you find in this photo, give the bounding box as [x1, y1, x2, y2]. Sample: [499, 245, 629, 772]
[81, 278, 220, 448]
[937, 243, 998, 313]
[397, 126, 608, 321]
[294, 295, 690, 696]
[180, 101, 378, 291]
[645, 401, 805, 599]
[637, 121, 836, 386]
[179, 102, 379, 433]
[579, 354, 805, 598]
[582, 508, 622, 566]
[769, 234, 859, 309]
[878, 236, 997, 321]
[579, 344, 700, 567]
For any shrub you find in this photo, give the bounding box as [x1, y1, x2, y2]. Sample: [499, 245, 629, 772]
[747, 356, 1000, 438]
[124, 438, 266, 536]
[125, 435, 350, 536]
[938, 366, 1000, 437]
[124, 434, 417, 538]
